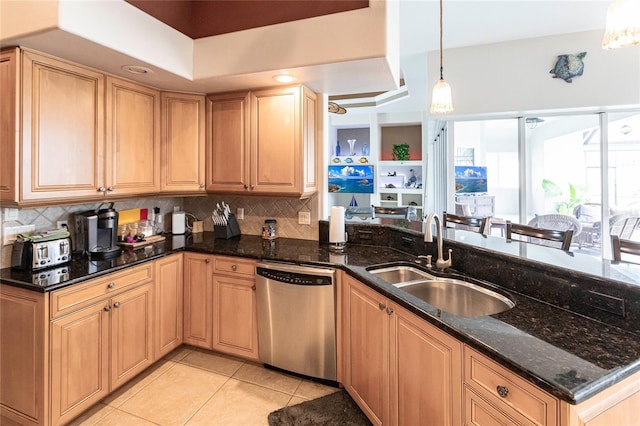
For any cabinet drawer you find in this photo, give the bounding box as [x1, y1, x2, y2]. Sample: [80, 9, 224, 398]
[213, 256, 256, 277]
[464, 346, 558, 426]
[465, 386, 523, 426]
[50, 263, 153, 319]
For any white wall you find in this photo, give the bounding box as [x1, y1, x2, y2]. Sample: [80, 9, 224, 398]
[428, 30, 640, 116]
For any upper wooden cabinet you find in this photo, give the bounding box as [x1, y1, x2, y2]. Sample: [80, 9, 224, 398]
[206, 85, 317, 198]
[105, 76, 161, 196]
[0, 48, 206, 206]
[19, 50, 106, 203]
[161, 92, 206, 193]
[0, 48, 19, 202]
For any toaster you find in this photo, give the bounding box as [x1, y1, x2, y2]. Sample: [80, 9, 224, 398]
[11, 237, 72, 271]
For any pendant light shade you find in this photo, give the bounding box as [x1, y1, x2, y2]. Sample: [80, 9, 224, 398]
[430, 0, 453, 114]
[430, 77, 453, 114]
[602, 0, 640, 49]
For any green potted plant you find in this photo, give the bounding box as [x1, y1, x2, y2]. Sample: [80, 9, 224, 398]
[392, 143, 410, 161]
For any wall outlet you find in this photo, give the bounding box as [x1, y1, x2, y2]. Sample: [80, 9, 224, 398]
[237, 207, 244, 220]
[298, 211, 311, 225]
[57, 220, 68, 229]
[192, 221, 204, 233]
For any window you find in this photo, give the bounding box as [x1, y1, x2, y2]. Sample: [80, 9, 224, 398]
[450, 109, 640, 260]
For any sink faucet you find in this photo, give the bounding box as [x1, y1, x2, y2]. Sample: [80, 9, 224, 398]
[424, 213, 452, 270]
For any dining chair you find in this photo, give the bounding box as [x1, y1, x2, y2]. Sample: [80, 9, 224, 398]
[443, 212, 488, 235]
[611, 235, 640, 262]
[506, 221, 574, 251]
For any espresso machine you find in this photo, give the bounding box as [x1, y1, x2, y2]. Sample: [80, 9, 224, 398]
[75, 202, 122, 260]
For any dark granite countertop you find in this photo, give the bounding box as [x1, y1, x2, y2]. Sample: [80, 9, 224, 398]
[2, 232, 639, 405]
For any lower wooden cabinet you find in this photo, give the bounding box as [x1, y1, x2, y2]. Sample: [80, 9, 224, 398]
[212, 256, 259, 360]
[182, 253, 259, 360]
[464, 346, 558, 426]
[154, 254, 183, 359]
[183, 252, 213, 349]
[0, 285, 47, 426]
[50, 282, 153, 425]
[341, 273, 463, 426]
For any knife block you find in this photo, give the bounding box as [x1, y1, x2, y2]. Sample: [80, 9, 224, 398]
[214, 214, 241, 239]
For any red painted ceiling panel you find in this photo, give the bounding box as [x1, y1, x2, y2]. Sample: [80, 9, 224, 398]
[126, 0, 369, 39]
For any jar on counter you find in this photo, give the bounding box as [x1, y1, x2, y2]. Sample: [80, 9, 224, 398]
[262, 219, 278, 240]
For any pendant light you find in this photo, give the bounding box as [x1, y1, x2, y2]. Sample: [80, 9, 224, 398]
[430, 0, 454, 114]
[602, 0, 640, 49]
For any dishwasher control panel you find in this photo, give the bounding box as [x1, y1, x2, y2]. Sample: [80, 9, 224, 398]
[256, 267, 332, 286]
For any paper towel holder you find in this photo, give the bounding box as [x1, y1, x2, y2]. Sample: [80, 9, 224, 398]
[330, 239, 347, 252]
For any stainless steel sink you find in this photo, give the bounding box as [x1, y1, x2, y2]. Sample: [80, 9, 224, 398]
[367, 265, 434, 284]
[395, 278, 515, 317]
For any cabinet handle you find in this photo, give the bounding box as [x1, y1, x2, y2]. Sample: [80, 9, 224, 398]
[113, 302, 120, 308]
[249, 185, 255, 190]
[97, 187, 106, 192]
[104, 305, 111, 312]
[378, 302, 386, 310]
[244, 184, 249, 190]
[205, 258, 210, 263]
[496, 385, 509, 398]
[231, 265, 237, 271]
[107, 186, 114, 191]
[251, 285, 256, 291]
[386, 306, 394, 315]
[107, 282, 115, 289]
[199, 184, 205, 189]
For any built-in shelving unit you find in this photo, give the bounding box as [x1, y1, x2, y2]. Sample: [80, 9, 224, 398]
[326, 113, 426, 220]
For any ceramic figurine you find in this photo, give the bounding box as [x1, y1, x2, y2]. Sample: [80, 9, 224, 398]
[550, 52, 586, 83]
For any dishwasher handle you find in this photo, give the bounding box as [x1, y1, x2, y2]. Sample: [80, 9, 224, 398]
[256, 264, 335, 286]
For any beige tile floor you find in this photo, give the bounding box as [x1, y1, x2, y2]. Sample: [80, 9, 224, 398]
[70, 346, 339, 426]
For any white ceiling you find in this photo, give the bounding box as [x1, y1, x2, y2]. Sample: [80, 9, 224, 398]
[1, 0, 613, 112]
[399, 0, 609, 56]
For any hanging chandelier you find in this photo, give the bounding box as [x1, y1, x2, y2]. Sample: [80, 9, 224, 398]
[430, 0, 453, 114]
[602, 0, 640, 49]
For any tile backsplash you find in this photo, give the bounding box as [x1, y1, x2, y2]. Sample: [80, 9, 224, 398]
[0, 194, 319, 268]
[183, 194, 318, 240]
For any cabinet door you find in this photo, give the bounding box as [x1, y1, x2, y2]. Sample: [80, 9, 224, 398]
[161, 92, 205, 193]
[105, 77, 160, 196]
[206, 91, 250, 192]
[0, 285, 47, 426]
[212, 273, 259, 360]
[390, 303, 463, 426]
[0, 48, 18, 202]
[250, 86, 301, 195]
[21, 51, 105, 202]
[110, 283, 153, 390]
[342, 276, 388, 426]
[183, 253, 213, 349]
[154, 254, 183, 360]
[300, 86, 318, 197]
[50, 301, 109, 426]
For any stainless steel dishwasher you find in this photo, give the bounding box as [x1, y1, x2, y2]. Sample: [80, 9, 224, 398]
[255, 261, 337, 382]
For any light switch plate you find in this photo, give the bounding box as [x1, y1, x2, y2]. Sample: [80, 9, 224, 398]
[298, 211, 311, 225]
[236, 207, 244, 220]
[3, 224, 35, 245]
[4, 208, 18, 221]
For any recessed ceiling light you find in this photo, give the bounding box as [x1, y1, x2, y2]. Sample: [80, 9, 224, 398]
[273, 74, 296, 83]
[122, 65, 154, 75]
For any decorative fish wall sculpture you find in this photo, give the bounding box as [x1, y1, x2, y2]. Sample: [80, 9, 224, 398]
[550, 52, 587, 83]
